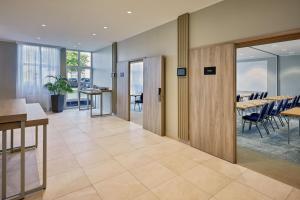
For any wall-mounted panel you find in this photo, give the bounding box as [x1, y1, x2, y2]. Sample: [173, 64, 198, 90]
[189, 43, 236, 163]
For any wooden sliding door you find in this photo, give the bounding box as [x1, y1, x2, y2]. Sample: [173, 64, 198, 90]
[143, 56, 165, 136]
[116, 61, 130, 120]
[189, 44, 236, 163]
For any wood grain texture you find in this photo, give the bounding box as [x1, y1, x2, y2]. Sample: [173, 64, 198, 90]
[143, 56, 165, 136]
[116, 61, 130, 120]
[0, 98, 27, 123]
[177, 13, 189, 142]
[112, 42, 117, 114]
[189, 43, 236, 163]
[0, 103, 48, 130]
[281, 107, 300, 117]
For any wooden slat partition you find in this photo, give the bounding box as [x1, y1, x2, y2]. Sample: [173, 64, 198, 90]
[177, 13, 190, 141]
[112, 42, 117, 114]
[116, 61, 130, 120]
[189, 43, 236, 163]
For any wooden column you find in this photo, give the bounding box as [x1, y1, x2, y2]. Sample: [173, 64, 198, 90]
[177, 13, 189, 141]
[112, 42, 117, 114]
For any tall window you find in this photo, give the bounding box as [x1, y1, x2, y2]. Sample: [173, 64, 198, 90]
[17, 44, 60, 110]
[66, 50, 92, 107]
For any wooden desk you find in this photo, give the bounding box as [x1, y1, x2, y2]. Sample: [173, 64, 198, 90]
[0, 102, 48, 199]
[265, 96, 293, 101]
[79, 89, 112, 117]
[0, 99, 27, 199]
[236, 99, 270, 110]
[281, 107, 300, 144]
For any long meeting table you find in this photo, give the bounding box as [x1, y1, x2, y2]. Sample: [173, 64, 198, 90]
[0, 99, 48, 200]
[281, 107, 300, 144]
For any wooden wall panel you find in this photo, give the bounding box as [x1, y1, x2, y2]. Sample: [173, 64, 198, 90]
[116, 61, 130, 120]
[177, 13, 190, 142]
[189, 43, 236, 163]
[112, 42, 117, 114]
[143, 56, 165, 136]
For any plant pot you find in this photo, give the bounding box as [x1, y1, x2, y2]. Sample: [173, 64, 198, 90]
[51, 95, 65, 113]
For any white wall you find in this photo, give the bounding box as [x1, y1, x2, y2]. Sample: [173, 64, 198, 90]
[190, 0, 300, 48]
[117, 21, 178, 139]
[92, 45, 113, 114]
[93, 45, 112, 88]
[0, 41, 17, 99]
[279, 55, 300, 96]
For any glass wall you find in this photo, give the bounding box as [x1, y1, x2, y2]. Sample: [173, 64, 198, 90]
[66, 50, 92, 108]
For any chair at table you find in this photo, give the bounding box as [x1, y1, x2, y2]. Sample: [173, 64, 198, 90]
[134, 93, 143, 111]
[286, 96, 298, 109]
[279, 99, 290, 125]
[253, 93, 259, 100]
[242, 103, 270, 138]
[249, 93, 254, 100]
[296, 95, 300, 107]
[237, 95, 241, 102]
[259, 92, 265, 99]
[268, 100, 284, 129]
[263, 92, 268, 98]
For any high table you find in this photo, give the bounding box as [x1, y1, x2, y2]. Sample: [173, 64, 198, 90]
[0, 100, 48, 200]
[0, 99, 27, 200]
[281, 107, 300, 144]
[79, 89, 112, 117]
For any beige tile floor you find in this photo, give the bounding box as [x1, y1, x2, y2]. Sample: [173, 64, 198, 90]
[1, 109, 300, 200]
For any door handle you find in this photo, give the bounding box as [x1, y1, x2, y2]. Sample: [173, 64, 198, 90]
[158, 88, 161, 101]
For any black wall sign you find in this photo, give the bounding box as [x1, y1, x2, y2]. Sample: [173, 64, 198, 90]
[120, 72, 124, 77]
[204, 66, 216, 75]
[177, 67, 187, 76]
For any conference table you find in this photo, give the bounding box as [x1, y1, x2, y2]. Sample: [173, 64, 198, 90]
[0, 99, 48, 200]
[265, 96, 293, 101]
[281, 107, 300, 144]
[79, 88, 112, 117]
[236, 99, 271, 116]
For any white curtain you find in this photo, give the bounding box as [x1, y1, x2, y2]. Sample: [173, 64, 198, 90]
[17, 44, 60, 111]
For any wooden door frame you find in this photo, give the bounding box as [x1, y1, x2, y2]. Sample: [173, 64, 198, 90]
[129, 59, 144, 122]
[233, 28, 300, 164]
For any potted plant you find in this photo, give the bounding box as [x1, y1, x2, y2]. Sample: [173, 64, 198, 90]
[44, 75, 73, 113]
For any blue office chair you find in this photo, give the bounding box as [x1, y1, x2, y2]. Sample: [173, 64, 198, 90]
[269, 100, 284, 129]
[287, 96, 298, 109]
[249, 93, 254, 100]
[259, 92, 265, 99]
[242, 103, 269, 138]
[263, 92, 268, 98]
[253, 93, 259, 100]
[296, 95, 300, 107]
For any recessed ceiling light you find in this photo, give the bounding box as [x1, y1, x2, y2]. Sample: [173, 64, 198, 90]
[127, 11, 133, 14]
[41, 24, 47, 27]
[103, 26, 108, 29]
[36, 37, 41, 40]
[271, 44, 278, 47]
[282, 48, 287, 51]
[77, 42, 81, 45]
[288, 51, 295, 54]
[92, 33, 97, 36]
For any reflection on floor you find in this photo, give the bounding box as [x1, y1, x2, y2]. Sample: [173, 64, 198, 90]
[130, 103, 143, 126]
[238, 147, 300, 189]
[237, 113, 300, 189]
[1, 109, 300, 200]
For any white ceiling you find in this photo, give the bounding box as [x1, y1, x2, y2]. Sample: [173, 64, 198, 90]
[0, 0, 222, 51]
[237, 39, 300, 61]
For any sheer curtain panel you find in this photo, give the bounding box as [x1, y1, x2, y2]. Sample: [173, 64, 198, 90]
[17, 44, 60, 111]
